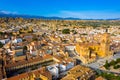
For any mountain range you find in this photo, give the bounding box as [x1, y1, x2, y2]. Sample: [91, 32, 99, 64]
[0, 12, 120, 20]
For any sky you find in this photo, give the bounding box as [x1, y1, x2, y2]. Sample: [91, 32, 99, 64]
[0, 0, 120, 19]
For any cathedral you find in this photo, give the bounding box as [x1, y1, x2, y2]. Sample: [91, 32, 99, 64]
[75, 32, 112, 64]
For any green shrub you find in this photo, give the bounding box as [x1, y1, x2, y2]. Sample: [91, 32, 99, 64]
[62, 29, 70, 34]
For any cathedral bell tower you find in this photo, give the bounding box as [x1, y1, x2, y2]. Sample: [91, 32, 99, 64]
[100, 32, 110, 57]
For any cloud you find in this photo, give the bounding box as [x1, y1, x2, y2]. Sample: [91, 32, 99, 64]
[48, 10, 120, 19]
[0, 10, 18, 14]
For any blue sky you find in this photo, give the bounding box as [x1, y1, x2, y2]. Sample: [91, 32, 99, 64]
[0, 0, 120, 19]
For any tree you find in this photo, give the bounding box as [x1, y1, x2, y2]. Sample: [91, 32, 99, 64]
[62, 29, 70, 34]
[100, 72, 120, 80]
[109, 60, 115, 66]
[72, 30, 77, 34]
[104, 60, 110, 69]
[114, 65, 120, 69]
[116, 58, 120, 63]
[0, 32, 4, 35]
[0, 42, 3, 48]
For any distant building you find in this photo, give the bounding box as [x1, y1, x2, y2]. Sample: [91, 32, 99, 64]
[95, 76, 106, 80]
[61, 65, 96, 80]
[7, 67, 52, 80]
[0, 39, 10, 44]
[47, 64, 59, 79]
